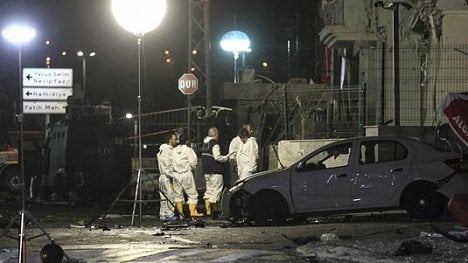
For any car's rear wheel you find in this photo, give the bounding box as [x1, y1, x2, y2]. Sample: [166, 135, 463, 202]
[249, 191, 288, 226]
[1, 166, 21, 192]
[402, 183, 445, 219]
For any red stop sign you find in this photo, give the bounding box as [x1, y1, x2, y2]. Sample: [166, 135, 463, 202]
[178, 73, 199, 95]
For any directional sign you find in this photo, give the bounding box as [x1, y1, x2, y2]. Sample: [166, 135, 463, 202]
[23, 101, 67, 114]
[23, 68, 73, 87]
[178, 73, 198, 95]
[23, 87, 73, 101]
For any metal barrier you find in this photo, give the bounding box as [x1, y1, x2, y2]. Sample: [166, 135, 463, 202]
[113, 106, 233, 159]
[237, 85, 365, 144]
[373, 44, 468, 126]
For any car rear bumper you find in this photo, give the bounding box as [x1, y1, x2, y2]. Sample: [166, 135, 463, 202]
[437, 172, 468, 198]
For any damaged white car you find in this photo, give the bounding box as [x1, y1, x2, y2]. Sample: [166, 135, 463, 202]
[221, 136, 463, 225]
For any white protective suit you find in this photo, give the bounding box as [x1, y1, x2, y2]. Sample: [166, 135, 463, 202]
[229, 136, 242, 162]
[172, 144, 199, 204]
[203, 136, 229, 203]
[228, 135, 242, 186]
[236, 137, 258, 179]
[157, 143, 175, 219]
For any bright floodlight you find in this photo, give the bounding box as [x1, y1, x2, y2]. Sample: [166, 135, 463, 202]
[77, 51, 84, 56]
[220, 30, 251, 54]
[2, 24, 36, 44]
[125, 113, 133, 119]
[111, 0, 167, 35]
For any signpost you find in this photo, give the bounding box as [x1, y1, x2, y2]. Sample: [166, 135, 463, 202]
[178, 73, 198, 95]
[441, 93, 468, 146]
[22, 68, 73, 115]
[23, 101, 68, 114]
[23, 87, 73, 101]
[178, 73, 199, 140]
[23, 68, 73, 87]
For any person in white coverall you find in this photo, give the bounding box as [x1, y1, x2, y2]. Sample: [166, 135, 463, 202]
[236, 127, 258, 179]
[201, 127, 231, 218]
[229, 124, 258, 181]
[172, 133, 203, 218]
[157, 131, 178, 222]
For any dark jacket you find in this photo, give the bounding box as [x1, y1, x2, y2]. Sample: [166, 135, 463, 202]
[201, 138, 225, 174]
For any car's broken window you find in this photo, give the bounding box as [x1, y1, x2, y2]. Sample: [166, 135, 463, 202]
[359, 140, 408, 165]
[303, 143, 352, 171]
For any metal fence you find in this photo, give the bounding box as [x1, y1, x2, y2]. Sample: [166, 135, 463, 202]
[372, 44, 468, 126]
[113, 108, 189, 157]
[113, 106, 234, 157]
[237, 85, 366, 146]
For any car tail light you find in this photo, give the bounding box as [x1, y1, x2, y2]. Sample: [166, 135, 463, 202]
[445, 158, 462, 171]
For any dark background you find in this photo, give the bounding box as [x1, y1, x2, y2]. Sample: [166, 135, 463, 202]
[0, 0, 323, 142]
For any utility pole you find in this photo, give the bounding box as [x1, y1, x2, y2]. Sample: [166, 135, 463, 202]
[188, 0, 212, 118]
[375, 1, 412, 126]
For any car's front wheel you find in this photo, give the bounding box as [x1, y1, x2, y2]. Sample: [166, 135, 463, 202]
[249, 190, 288, 226]
[402, 182, 446, 219]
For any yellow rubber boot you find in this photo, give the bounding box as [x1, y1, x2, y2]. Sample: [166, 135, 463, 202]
[189, 203, 204, 217]
[204, 199, 211, 216]
[175, 202, 185, 219]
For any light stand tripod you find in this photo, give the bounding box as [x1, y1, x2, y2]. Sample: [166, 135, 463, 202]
[92, 37, 175, 227]
[131, 36, 145, 226]
[104, 0, 169, 227]
[0, 35, 68, 262]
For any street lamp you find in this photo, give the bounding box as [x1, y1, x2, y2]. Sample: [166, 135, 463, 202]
[111, 0, 166, 226]
[76, 50, 96, 99]
[220, 30, 251, 83]
[2, 23, 35, 263]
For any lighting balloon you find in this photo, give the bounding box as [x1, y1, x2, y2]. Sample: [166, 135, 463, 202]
[111, 0, 167, 35]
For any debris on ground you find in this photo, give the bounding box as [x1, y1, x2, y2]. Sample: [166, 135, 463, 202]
[153, 231, 165, 236]
[430, 224, 468, 242]
[190, 219, 205, 228]
[160, 221, 190, 231]
[419, 231, 444, 238]
[320, 233, 339, 243]
[394, 240, 433, 256]
[298, 244, 402, 263]
[281, 233, 319, 245]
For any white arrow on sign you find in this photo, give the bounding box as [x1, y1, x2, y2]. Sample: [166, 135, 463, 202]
[23, 101, 67, 114]
[23, 68, 73, 87]
[23, 87, 73, 101]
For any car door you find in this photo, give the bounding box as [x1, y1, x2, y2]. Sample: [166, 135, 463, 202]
[352, 139, 410, 208]
[291, 142, 354, 213]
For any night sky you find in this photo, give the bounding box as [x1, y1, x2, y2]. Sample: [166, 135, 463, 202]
[0, 0, 317, 125]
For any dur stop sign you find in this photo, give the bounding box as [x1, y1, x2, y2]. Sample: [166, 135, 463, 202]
[178, 73, 198, 95]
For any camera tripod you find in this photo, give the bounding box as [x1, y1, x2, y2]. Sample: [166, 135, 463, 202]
[0, 117, 68, 262]
[1, 209, 70, 262]
[97, 166, 175, 227]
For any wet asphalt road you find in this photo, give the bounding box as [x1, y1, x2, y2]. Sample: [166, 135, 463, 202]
[0, 200, 467, 262]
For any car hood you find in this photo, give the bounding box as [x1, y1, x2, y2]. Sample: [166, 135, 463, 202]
[233, 168, 287, 185]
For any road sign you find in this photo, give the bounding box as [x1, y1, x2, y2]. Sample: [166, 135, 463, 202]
[23, 101, 67, 114]
[23, 87, 73, 101]
[178, 73, 198, 95]
[23, 68, 73, 87]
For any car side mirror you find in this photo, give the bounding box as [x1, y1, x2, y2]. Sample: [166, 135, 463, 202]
[296, 162, 304, 172]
